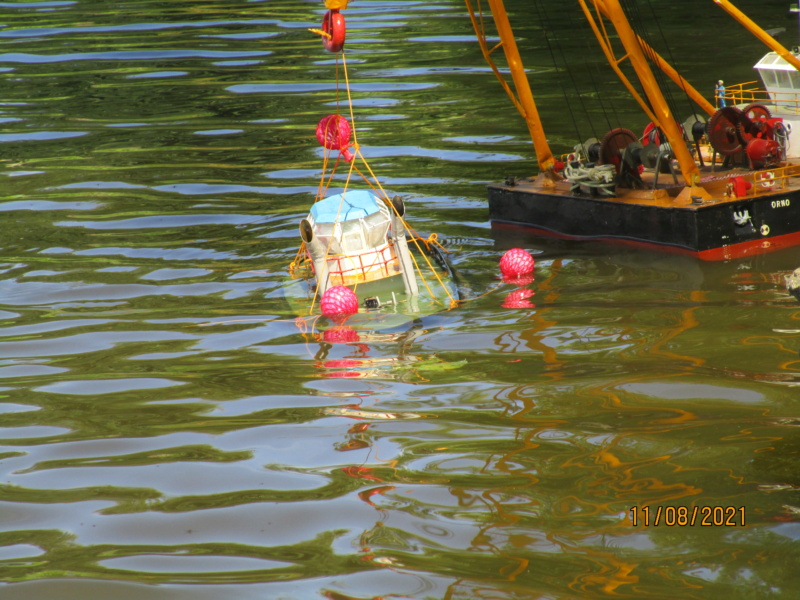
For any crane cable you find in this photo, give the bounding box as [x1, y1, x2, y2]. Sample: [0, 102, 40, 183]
[306, 25, 458, 310]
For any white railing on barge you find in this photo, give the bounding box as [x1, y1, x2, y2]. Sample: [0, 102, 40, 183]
[719, 81, 800, 113]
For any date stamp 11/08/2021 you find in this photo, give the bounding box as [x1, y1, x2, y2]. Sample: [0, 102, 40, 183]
[630, 506, 746, 527]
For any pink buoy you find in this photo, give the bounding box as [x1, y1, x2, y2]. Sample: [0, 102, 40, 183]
[499, 248, 534, 278]
[320, 285, 358, 317]
[502, 288, 535, 309]
[316, 114, 354, 162]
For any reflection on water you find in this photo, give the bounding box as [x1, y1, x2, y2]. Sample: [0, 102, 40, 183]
[1, 0, 800, 598]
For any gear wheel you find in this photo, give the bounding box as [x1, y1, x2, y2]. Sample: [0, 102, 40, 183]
[599, 128, 637, 172]
[706, 106, 744, 156]
[738, 102, 773, 142]
[742, 102, 772, 121]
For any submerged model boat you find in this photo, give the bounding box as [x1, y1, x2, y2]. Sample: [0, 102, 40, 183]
[300, 190, 418, 301]
[288, 189, 458, 321]
[468, 0, 800, 260]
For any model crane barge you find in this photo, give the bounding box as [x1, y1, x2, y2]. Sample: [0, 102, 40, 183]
[468, 0, 800, 260]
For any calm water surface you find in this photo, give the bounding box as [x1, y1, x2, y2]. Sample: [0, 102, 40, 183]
[1, 1, 800, 598]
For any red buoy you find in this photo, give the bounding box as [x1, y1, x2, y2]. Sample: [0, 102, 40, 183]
[321, 9, 346, 53]
[320, 285, 358, 317]
[499, 248, 535, 278]
[316, 114, 354, 162]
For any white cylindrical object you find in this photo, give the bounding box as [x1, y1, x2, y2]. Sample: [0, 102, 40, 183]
[301, 219, 331, 295]
[389, 197, 419, 297]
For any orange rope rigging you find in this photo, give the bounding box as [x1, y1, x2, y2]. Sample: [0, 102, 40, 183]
[305, 22, 459, 311]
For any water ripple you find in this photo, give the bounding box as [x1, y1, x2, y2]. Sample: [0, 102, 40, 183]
[0, 0, 796, 597]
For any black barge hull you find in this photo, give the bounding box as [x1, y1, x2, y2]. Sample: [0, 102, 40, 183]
[488, 179, 800, 260]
